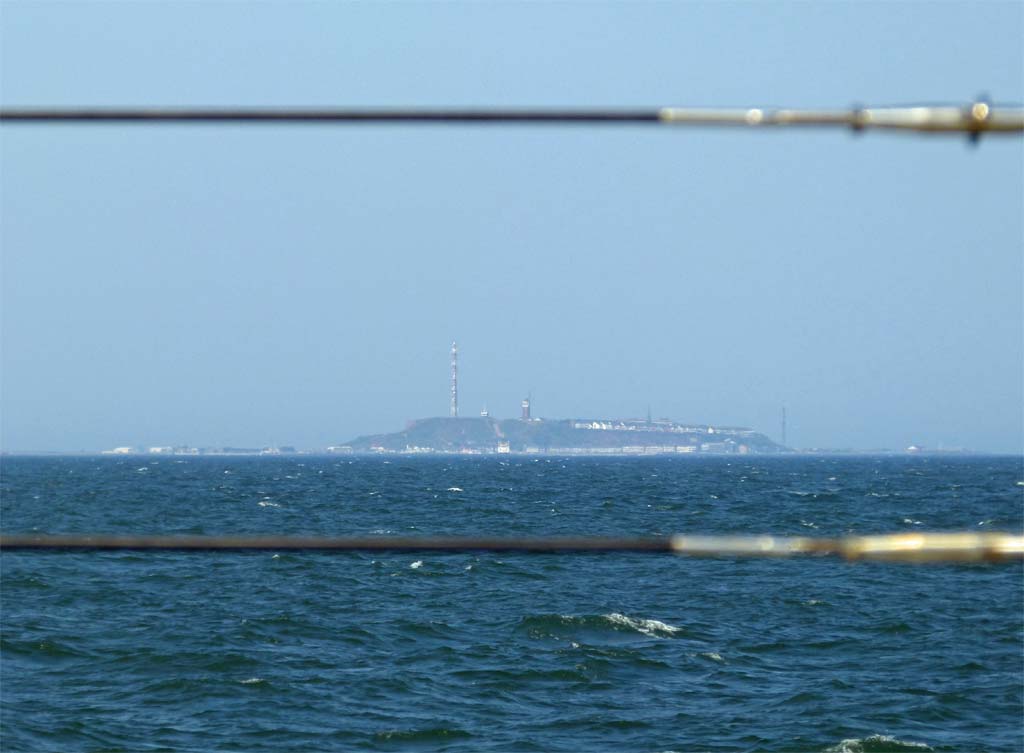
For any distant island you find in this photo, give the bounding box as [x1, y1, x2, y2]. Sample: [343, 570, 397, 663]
[330, 342, 784, 455]
[337, 415, 786, 456]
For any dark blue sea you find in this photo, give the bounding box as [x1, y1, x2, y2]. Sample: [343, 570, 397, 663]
[1, 455, 1022, 752]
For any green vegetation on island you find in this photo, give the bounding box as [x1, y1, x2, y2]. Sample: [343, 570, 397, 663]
[340, 416, 785, 455]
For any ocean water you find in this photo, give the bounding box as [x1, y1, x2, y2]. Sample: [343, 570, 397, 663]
[1, 454, 1021, 752]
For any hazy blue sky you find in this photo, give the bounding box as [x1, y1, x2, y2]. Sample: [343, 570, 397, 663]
[2, 1, 1022, 453]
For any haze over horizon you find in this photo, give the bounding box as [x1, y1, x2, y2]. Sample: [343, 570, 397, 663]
[2, 2, 1022, 454]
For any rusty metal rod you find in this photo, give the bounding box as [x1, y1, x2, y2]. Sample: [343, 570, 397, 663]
[2, 532, 1021, 563]
[1, 103, 1021, 135]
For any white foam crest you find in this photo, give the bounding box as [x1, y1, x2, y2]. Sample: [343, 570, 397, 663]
[824, 735, 932, 753]
[240, 677, 265, 685]
[258, 500, 280, 508]
[446, 487, 464, 492]
[410, 560, 423, 569]
[902, 518, 922, 525]
[699, 651, 724, 662]
[604, 612, 681, 637]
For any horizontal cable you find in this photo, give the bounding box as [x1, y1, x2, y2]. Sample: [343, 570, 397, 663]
[1, 102, 1022, 135]
[1, 532, 1021, 563]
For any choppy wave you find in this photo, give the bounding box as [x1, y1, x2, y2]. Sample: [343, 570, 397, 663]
[696, 651, 724, 662]
[824, 735, 933, 752]
[604, 612, 681, 637]
[519, 612, 682, 640]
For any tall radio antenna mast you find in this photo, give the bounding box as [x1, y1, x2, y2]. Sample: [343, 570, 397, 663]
[450, 342, 458, 418]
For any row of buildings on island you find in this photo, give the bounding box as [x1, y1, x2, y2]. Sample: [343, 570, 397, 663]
[101, 446, 298, 456]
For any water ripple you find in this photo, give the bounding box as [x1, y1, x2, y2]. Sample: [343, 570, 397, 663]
[1, 455, 1021, 752]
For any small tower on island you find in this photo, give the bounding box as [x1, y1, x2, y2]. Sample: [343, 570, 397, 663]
[450, 341, 458, 418]
[521, 396, 531, 420]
